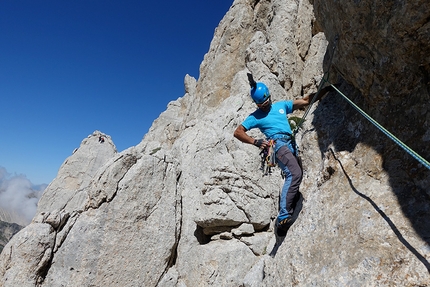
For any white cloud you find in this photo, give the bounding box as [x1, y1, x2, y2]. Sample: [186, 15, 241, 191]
[0, 167, 46, 225]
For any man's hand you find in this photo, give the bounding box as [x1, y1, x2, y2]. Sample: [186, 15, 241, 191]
[234, 125, 268, 148]
[254, 139, 268, 149]
[292, 85, 336, 111]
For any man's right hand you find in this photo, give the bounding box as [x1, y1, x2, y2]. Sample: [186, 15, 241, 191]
[234, 125, 268, 148]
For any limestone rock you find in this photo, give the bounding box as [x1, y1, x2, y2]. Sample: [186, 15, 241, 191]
[0, 223, 55, 286]
[36, 130, 117, 215]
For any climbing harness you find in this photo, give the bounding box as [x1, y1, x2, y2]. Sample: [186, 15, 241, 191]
[260, 139, 276, 175]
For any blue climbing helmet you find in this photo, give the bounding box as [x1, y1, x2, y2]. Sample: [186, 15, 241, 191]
[250, 82, 270, 104]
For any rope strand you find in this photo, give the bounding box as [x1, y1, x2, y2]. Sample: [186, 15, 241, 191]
[329, 83, 430, 170]
[293, 34, 429, 170]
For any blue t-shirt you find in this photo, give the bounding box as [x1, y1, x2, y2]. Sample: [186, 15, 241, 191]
[242, 100, 293, 139]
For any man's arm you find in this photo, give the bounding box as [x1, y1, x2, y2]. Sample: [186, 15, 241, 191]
[293, 86, 333, 111]
[292, 96, 312, 111]
[234, 125, 267, 148]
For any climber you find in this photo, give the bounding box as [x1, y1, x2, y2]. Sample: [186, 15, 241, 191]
[234, 74, 332, 235]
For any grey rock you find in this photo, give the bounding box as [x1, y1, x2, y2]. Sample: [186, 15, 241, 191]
[0, 223, 55, 286]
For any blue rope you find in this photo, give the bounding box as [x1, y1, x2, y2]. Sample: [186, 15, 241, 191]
[329, 83, 430, 170]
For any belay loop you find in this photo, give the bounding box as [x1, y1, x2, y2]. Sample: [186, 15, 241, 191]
[260, 139, 276, 175]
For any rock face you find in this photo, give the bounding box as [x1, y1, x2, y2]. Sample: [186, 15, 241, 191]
[1, 0, 429, 286]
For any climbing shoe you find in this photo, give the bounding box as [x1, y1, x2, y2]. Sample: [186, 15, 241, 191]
[276, 217, 292, 237]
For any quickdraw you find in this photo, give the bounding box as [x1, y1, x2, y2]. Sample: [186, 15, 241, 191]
[260, 139, 276, 175]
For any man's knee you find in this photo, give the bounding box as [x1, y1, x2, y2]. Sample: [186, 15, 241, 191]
[291, 170, 302, 187]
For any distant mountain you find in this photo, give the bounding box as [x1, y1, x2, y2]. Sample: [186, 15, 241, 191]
[0, 220, 22, 253]
[0, 207, 28, 227]
[0, 208, 26, 253]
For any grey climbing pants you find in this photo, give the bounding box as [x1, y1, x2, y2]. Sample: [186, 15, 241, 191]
[275, 145, 303, 221]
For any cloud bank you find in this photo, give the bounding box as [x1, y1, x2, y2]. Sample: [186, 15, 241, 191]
[0, 167, 47, 226]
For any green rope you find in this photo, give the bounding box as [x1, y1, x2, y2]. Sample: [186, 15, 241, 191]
[329, 83, 430, 170]
[293, 34, 429, 170]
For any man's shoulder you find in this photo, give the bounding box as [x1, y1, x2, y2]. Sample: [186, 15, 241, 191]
[273, 100, 293, 110]
[273, 99, 293, 105]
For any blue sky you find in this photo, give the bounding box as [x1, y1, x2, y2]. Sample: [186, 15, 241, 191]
[0, 1, 233, 185]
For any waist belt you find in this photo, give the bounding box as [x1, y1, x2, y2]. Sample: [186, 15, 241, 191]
[271, 133, 292, 142]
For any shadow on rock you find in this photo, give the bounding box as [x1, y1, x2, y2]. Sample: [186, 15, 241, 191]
[311, 70, 430, 274]
[330, 149, 430, 273]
